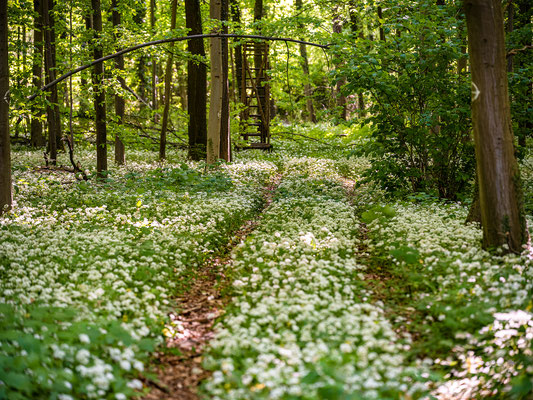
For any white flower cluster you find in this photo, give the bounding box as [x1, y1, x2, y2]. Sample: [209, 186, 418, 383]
[204, 169, 427, 399]
[365, 201, 533, 397]
[0, 149, 278, 399]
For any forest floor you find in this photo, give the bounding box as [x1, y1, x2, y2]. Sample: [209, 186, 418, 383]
[0, 134, 532, 400]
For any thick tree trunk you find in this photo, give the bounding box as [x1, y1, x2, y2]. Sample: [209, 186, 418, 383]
[159, 0, 178, 160]
[185, 0, 207, 160]
[219, 0, 231, 161]
[43, 0, 61, 164]
[464, 0, 526, 253]
[91, 0, 108, 176]
[0, 0, 11, 213]
[112, 0, 125, 165]
[31, 0, 45, 148]
[207, 0, 223, 164]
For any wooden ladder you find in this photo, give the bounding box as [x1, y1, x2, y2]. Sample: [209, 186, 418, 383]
[239, 41, 271, 150]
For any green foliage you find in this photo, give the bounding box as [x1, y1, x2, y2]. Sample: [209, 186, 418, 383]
[0, 303, 152, 400]
[339, 0, 475, 199]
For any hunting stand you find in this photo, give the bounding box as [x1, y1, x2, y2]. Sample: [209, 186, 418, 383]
[239, 41, 271, 150]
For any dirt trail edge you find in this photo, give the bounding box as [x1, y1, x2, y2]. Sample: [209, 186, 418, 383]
[143, 173, 282, 400]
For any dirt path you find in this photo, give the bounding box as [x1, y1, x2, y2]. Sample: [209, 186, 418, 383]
[143, 174, 282, 400]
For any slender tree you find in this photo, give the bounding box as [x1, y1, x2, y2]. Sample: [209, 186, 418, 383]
[348, 2, 366, 117]
[150, 0, 158, 122]
[91, 0, 107, 175]
[296, 0, 317, 122]
[464, 0, 526, 252]
[159, 0, 178, 160]
[230, 0, 242, 101]
[0, 0, 11, 213]
[207, 0, 223, 164]
[31, 0, 45, 148]
[112, 0, 125, 165]
[219, 0, 231, 161]
[332, 6, 346, 121]
[185, 0, 207, 160]
[42, 0, 61, 164]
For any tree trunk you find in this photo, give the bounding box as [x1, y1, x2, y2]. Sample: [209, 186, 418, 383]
[159, 0, 178, 160]
[185, 0, 207, 160]
[296, 0, 317, 123]
[332, 7, 346, 121]
[464, 0, 526, 253]
[377, 6, 385, 41]
[230, 0, 242, 102]
[112, 0, 125, 165]
[91, 0, 107, 176]
[348, 2, 366, 118]
[31, 0, 45, 148]
[219, 0, 231, 161]
[43, 0, 61, 164]
[516, 0, 531, 149]
[207, 0, 223, 164]
[150, 0, 158, 122]
[0, 0, 11, 214]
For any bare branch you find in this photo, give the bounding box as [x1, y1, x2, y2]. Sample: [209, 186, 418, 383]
[506, 44, 533, 57]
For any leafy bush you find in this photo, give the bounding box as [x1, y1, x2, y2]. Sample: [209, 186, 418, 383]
[339, 0, 475, 199]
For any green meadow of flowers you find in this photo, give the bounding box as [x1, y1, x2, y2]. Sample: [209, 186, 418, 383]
[0, 149, 276, 399]
[0, 134, 532, 400]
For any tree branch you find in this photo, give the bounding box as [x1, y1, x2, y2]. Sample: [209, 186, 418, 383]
[28, 34, 330, 101]
[506, 44, 533, 57]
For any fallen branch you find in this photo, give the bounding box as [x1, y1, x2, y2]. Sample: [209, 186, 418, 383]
[63, 136, 89, 181]
[139, 376, 170, 394]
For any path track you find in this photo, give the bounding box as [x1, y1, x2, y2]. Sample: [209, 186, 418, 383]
[143, 174, 282, 399]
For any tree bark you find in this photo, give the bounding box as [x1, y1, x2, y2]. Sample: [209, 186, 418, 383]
[112, 0, 125, 165]
[219, 0, 231, 161]
[185, 0, 207, 160]
[0, 0, 11, 213]
[31, 0, 45, 148]
[150, 0, 158, 122]
[207, 0, 223, 164]
[377, 6, 385, 41]
[464, 0, 526, 253]
[43, 0, 61, 164]
[230, 0, 242, 102]
[515, 0, 531, 149]
[159, 0, 178, 160]
[348, 2, 366, 118]
[296, 0, 317, 123]
[332, 6, 346, 121]
[91, 0, 108, 176]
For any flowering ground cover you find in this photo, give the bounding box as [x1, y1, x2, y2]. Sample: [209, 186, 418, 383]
[0, 149, 277, 399]
[202, 157, 428, 399]
[362, 200, 533, 398]
[1, 134, 532, 400]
